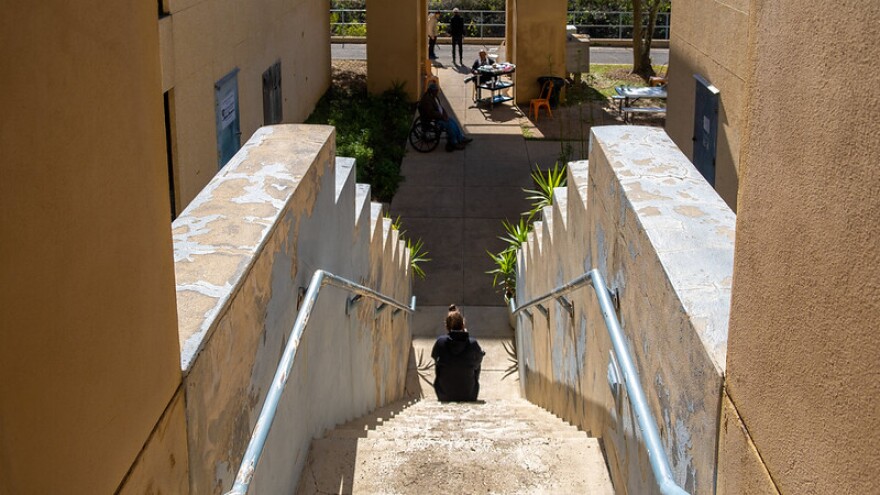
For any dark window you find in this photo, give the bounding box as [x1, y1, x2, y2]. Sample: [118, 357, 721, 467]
[262, 61, 283, 125]
[163, 90, 178, 220]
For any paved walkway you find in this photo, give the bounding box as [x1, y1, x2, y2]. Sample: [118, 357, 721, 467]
[390, 66, 563, 309]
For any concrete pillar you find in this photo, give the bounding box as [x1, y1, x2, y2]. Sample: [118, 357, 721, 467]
[510, 0, 567, 103]
[0, 1, 182, 493]
[367, 0, 423, 100]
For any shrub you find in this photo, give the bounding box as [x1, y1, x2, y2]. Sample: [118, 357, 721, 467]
[306, 81, 411, 203]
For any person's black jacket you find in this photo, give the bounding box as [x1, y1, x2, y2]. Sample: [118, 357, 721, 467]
[431, 330, 484, 401]
[450, 15, 465, 38]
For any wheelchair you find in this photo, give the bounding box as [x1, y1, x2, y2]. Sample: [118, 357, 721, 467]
[408, 116, 445, 153]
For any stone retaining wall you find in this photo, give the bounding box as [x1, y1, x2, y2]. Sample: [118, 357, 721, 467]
[517, 126, 735, 494]
[171, 124, 412, 493]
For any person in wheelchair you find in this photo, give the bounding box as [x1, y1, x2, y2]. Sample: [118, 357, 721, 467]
[418, 82, 472, 152]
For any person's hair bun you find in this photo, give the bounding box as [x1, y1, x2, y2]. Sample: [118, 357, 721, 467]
[448, 304, 458, 312]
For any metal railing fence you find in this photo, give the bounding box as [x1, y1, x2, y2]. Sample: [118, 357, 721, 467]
[227, 269, 416, 495]
[330, 9, 670, 40]
[510, 268, 689, 495]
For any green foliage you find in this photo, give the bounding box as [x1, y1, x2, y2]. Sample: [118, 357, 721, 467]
[524, 162, 567, 221]
[333, 0, 669, 11]
[498, 218, 531, 252]
[486, 164, 568, 301]
[406, 237, 431, 280]
[306, 81, 411, 203]
[387, 214, 431, 280]
[486, 248, 517, 298]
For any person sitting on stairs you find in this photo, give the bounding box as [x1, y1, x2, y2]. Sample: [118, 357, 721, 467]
[431, 305, 485, 402]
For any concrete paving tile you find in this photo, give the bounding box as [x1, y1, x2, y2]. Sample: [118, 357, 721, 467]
[464, 104, 524, 127]
[464, 158, 532, 187]
[463, 217, 509, 255]
[461, 137, 529, 163]
[390, 186, 463, 218]
[400, 157, 463, 187]
[462, 259, 506, 306]
[525, 139, 572, 168]
[414, 271, 462, 306]
[394, 217, 461, 257]
[463, 186, 532, 220]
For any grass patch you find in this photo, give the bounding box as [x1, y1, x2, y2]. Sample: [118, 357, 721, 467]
[306, 69, 411, 203]
[577, 64, 667, 98]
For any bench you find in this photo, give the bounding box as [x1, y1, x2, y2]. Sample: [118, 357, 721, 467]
[621, 106, 666, 123]
[611, 94, 626, 113]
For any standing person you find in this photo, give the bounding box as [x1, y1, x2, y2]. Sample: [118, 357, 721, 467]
[418, 83, 472, 151]
[432, 305, 485, 402]
[449, 7, 465, 65]
[427, 12, 440, 60]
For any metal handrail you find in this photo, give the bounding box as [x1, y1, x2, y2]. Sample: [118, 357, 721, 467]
[511, 268, 689, 495]
[227, 269, 416, 495]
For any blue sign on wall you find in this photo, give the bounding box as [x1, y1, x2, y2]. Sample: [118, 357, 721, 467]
[215, 69, 241, 168]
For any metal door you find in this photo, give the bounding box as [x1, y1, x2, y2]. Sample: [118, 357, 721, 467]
[692, 74, 720, 186]
[215, 69, 241, 168]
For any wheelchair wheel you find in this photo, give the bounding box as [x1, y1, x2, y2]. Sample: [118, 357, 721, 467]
[409, 117, 441, 153]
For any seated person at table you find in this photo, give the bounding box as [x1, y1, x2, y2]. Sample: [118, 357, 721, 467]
[418, 82, 472, 151]
[432, 305, 485, 402]
[464, 49, 496, 86]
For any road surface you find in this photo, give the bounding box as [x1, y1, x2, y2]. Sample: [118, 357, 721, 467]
[331, 43, 668, 66]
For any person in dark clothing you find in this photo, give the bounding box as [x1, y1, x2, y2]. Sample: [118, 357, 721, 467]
[464, 49, 496, 86]
[418, 83, 472, 151]
[449, 8, 465, 65]
[432, 305, 485, 402]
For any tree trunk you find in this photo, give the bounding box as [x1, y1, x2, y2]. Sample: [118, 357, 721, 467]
[632, 0, 664, 79]
[632, 0, 644, 72]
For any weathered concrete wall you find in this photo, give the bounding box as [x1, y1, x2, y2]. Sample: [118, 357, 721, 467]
[722, 2, 880, 493]
[517, 126, 735, 494]
[367, 0, 422, 100]
[665, 0, 749, 211]
[510, 0, 568, 103]
[0, 3, 183, 493]
[160, 0, 331, 213]
[173, 125, 412, 493]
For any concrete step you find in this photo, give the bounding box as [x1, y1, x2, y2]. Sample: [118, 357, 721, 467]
[297, 398, 613, 495]
[297, 436, 613, 494]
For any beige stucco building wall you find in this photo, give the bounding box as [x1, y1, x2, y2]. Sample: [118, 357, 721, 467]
[509, 0, 568, 103]
[0, 2, 184, 493]
[159, 0, 331, 214]
[722, 1, 880, 493]
[665, 0, 749, 211]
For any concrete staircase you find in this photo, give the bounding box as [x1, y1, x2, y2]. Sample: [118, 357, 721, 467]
[296, 398, 613, 494]
[296, 314, 613, 494]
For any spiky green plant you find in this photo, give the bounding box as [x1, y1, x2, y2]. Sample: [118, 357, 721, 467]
[523, 162, 567, 221]
[501, 337, 518, 380]
[486, 248, 517, 297]
[498, 217, 531, 253]
[407, 237, 431, 279]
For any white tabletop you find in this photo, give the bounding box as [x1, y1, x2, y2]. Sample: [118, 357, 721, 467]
[615, 86, 667, 98]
